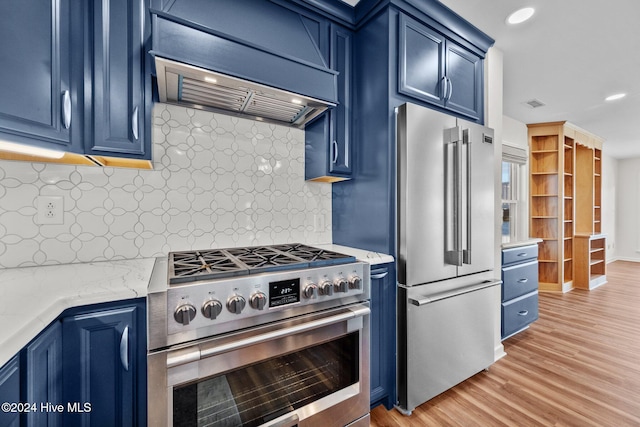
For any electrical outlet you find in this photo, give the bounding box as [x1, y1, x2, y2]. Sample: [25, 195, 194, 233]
[36, 196, 64, 225]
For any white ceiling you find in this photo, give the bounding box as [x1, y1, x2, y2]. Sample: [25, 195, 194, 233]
[438, 0, 640, 159]
[341, 0, 640, 158]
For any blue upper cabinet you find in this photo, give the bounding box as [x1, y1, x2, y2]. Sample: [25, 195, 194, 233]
[0, 0, 84, 153]
[399, 13, 483, 122]
[85, 0, 149, 159]
[305, 24, 353, 182]
[0, 0, 149, 162]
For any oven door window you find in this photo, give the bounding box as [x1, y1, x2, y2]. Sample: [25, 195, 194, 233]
[173, 333, 359, 427]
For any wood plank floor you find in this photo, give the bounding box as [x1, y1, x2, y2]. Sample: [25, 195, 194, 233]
[371, 260, 640, 426]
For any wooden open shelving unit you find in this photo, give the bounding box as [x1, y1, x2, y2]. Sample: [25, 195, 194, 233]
[528, 122, 605, 292]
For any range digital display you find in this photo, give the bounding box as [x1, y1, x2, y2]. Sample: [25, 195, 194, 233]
[269, 278, 300, 308]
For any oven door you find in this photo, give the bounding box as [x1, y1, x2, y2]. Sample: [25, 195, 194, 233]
[148, 303, 370, 427]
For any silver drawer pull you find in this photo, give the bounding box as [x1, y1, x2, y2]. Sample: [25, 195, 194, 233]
[62, 90, 71, 129]
[518, 310, 529, 316]
[517, 278, 528, 283]
[120, 326, 129, 371]
[132, 106, 139, 140]
[371, 272, 389, 279]
[517, 252, 528, 257]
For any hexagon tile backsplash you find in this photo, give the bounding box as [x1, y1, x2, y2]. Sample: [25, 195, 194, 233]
[0, 104, 332, 268]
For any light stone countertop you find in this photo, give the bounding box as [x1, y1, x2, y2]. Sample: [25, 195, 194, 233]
[501, 238, 543, 250]
[0, 244, 394, 369]
[0, 258, 156, 368]
[317, 244, 395, 265]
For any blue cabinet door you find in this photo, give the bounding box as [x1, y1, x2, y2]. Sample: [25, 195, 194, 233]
[445, 40, 483, 121]
[62, 301, 145, 426]
[0, 0, 83, 153]
[369, 264, 396, 410]
[398, 13, 446, 107]
[328, 25, 352, 176]
[398, 13, 483, 122]
[85, 0, 148, 159]
[305, 24, 352, 182]
[26, 321, 63, 427]
[0, 356, 20, 427]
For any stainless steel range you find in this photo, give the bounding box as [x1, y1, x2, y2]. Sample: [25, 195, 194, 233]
[147, 243, 371, 427]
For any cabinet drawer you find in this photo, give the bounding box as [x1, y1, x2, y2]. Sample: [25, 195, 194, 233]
[502, 291, 539, 338]
[502, 260, 538, 301]
[502, 244, 538, 265]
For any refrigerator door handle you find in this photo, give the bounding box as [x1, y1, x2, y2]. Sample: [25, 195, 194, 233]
[444, 126, 462, 266]
[463, 129, 472, 264]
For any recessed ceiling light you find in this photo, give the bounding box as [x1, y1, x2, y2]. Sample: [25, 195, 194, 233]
[605, 93, 626, 101]
[506, 7, 535, 25]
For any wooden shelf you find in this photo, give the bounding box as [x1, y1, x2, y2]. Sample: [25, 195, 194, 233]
[529, 122, 604, 293]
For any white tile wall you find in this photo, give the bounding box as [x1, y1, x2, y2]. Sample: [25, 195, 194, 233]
[0, 104, 332, 268]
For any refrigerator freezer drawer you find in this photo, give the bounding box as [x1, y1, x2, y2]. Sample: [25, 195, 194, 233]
[399, 279, 500, 414]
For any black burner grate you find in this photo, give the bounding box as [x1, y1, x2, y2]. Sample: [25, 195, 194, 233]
[168, 244, 355, 285]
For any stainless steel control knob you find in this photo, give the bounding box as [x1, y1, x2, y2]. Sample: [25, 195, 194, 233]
[303, 283, 318, 299]
[349, 275, 362, 290]
[201, 299, 223, 319]
[227, 295, 246, 314]
[335, 277, 349, 293]
[320, 281, 334, 296]
[249, 292, 267, 310]
[174, 303, 197, 326]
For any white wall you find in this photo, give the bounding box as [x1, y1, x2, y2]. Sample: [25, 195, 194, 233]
[615, 157, 640, 262]
[485, 47, 506, 361]
[601, 153, 617, 261]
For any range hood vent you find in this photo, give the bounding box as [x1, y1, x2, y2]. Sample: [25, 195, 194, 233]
[155, 57, 334, 129]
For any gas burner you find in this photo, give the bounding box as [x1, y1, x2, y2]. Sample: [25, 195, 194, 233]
[169, 250, 247, 284]
[168, 244, 355, 285]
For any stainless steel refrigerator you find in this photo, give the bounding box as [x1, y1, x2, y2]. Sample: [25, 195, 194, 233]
[396, 102, 501, 414]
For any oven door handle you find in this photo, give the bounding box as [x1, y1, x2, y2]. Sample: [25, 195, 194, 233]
[167, 305, 370, 368]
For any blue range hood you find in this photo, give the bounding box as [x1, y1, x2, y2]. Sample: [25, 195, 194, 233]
[150, 0, 338, 128]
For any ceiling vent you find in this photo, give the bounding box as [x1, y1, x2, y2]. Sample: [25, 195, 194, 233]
[525, 99, 546, 109]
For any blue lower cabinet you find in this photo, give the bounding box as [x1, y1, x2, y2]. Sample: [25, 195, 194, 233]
[370, 264, 396, 409]
[0, 355, 20, 427]
[26, 321, 63, 427]
[62, 300, 146, 427]
[501, 244, 540, 339]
